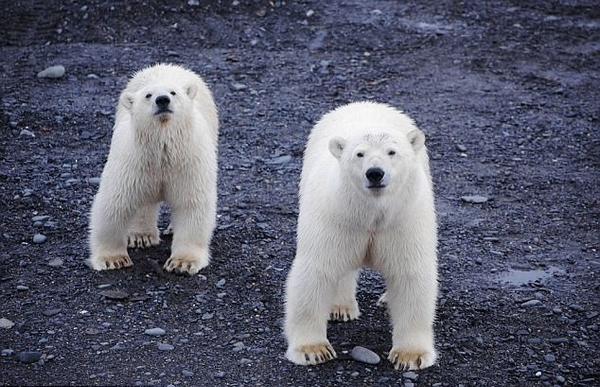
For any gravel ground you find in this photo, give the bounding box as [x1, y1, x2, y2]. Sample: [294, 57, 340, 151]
[1, 1, 598, 386]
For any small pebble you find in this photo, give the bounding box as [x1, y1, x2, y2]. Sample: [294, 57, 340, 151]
[88, 177, 102, 185]
[544, 353, 556, 363]
[230, 83, 247, 91]
[32, 215, 50, 222]
[403, 371, 418, 381]
[157, 343, 174, 351]
[17, 285, 29, 291]
[216, 279, 226, 288]
[144, 328, 166, 336]
[201, 313, 213, 320]
[215, 372, 225, 378]
[555, 375, 565, 383]
[350, 346, 380, 365]
[2, 349, 15, 356]
[182, 370, 194, 377]
[48, 258, 63, 267]
[521, 299, 542, 307]
[461, 195, 488, 204]
[17, 351, 42, 364]
[0, 318, 15, 329]
[20, 129, 35, 137]
[37, 65, 65, 79]
[42, 308, 61, 317]
[549, 337, 569, 344]
[455, 143, 467, 152]
[33, 234, 47, 244]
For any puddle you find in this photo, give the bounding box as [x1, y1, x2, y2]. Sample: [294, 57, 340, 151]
[496, 266, 565, 286]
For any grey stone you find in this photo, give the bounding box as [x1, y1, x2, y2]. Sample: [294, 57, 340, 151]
[88, 177, 102, 185]
[157, 343, 174, 351]
[32, 215, 50, 222]
[19, 129, 35, 137]
[521, 299, 543, 307]
[17, 351, 42, 364]
[16, 285, 29, 291]
[544, 353, 556, 363]
[455, 143, 467, 152]
[33, 234, 47, 244]
[0, 318, 15, 329]
[230, 83, 248, 91]
[350, 346, 380, 365]
[37, 65, 65, 78]
[403, 371, 418, 380]
[144, 328, 166, 336]
[461, 195, 488, 204]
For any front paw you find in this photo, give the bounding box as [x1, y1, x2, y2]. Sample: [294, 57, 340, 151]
[286, 342, 337, 365]
[329, 304, 360, 322]
[388, 347, 436, 370]
[89, 254, 133, 270]
[163, 251, 208, 275]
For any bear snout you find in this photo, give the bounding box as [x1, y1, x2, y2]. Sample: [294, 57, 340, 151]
[155, 95, 171, 109]
[366, 167, 385, 187]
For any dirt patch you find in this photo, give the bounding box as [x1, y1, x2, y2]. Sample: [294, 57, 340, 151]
[1, 1, 598, 386]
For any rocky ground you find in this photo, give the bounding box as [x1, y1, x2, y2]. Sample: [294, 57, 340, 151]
[0, 1, 598, 386]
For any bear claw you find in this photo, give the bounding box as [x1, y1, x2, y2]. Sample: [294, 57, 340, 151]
[388, 348, 435, 370]
[91, 255, 133, 271]
[290, 343, 337, 365]
[329, 305, 360, 322]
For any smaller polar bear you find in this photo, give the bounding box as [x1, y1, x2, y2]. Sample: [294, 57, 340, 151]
[284, 101, 438, 370]
[88, 63, 218, 275]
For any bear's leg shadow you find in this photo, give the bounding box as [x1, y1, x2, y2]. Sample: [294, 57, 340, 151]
[383, 273, 437, 370]
[89, 192, 137, 270]
[127, 202, 161, 248]
[329, 269, 361, 322]
[163, 203, 214, 275]
[284, 261, 340, 365]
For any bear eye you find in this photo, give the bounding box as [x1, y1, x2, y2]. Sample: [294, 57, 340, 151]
[145, 93, 152, 99]
[388, 150, 396, 156]
[357, 152, 364, 158]
[170, 91, 176, 96]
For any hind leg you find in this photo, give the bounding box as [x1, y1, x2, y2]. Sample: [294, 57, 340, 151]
[329, 270, 361, 322]
[127, 202, 161, 248]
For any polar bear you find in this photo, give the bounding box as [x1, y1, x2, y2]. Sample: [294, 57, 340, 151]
[284, 101, 438, 370]
[88, 63, 218, 275]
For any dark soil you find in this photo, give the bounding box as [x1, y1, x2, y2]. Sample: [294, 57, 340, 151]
[1, 1, 598, 386]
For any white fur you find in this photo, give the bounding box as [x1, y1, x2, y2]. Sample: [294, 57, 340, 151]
[284, 101, 438, 370]
[88, 63, 218, 275]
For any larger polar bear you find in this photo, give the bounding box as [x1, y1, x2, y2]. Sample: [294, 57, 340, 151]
[284, 101, 438, 370]
[88, 63, 218, 275]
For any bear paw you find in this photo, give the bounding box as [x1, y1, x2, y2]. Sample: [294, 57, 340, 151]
[329, 305, 360, 322]
[163, 253, 208, 275]
[127, 233, 160, 249]
[388, 347, 436, 370]
[90, 254, 133, 271]
[286, 342, 337, 365]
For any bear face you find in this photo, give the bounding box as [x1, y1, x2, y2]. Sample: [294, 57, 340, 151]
[328, 130, 425, 195]
[120, 82, 198, 124]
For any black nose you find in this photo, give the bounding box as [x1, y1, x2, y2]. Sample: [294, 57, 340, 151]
[155, 95, 170, 108]
[366, 167, 385, 183]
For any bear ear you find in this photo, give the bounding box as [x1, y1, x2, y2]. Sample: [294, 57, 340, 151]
[120, 92, 135, 110]
[186, 84, 198, 99]
[328, 137, 347, 159]
[407, 129, 425, 152]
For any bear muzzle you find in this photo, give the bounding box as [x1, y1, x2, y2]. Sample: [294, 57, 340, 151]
[365, 167, 386, 189]
[154, 95, 174, 118]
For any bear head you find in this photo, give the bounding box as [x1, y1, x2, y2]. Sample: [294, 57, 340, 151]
[328, 129, 425, 195]
[120, 82, 198, 124]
